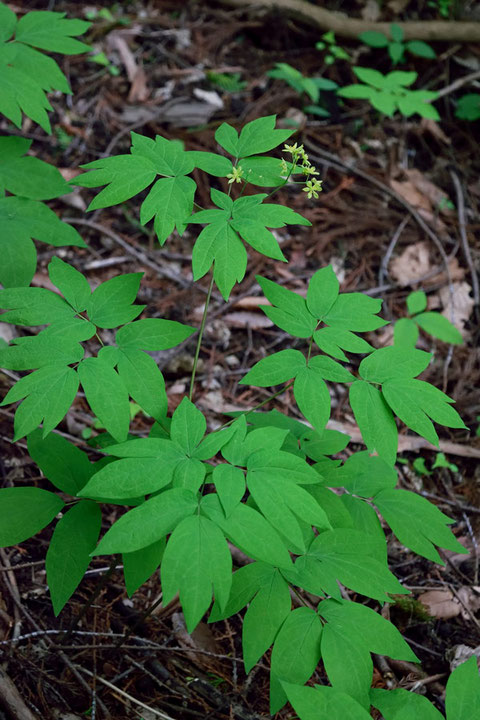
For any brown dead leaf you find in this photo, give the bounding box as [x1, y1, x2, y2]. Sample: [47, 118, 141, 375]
[420, 118, 451, 145]
[223, 311, 274, 330]
[448, 644, 480, 671]
[439, 281, 474, 335]
[389, 241, 432, 285]
[109, 33, 150, 103]
[419, 587, 480, 620]
[418, 589, 461, 619]
[391, 178, 431, 213]
[405, 169, 453, 215]
[361, 0, 381, 21]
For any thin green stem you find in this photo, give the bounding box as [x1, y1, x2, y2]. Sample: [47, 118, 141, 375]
[217, 379, 295, 431]
[189, 273, 215, 401]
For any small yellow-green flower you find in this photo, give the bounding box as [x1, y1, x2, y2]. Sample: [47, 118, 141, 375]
[303, 178, 323, 199]
[279, 158, 288, 174]
[226, 165, 244, 184]
[283, 142, 301, 156]
[301, 164, 320, 176]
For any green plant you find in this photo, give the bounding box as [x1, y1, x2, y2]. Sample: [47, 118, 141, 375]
[268, 62, 338, 117]
[207, 70, 247, 93]
[394, 290, 463, 347]
[0, 4, 90, 133]
[359, 24, 436, 65]
[428, 0, 453, 18]
[0, 7, 478, 719]
[88, 50, 120, 76]
[338, 67, 440, 119]
[455, 93, 480, 121]
[315, 31, 350, 65]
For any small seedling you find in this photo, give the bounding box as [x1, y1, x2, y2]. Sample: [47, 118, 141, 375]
[337, 67, 439, 119]
[455, 94, 480, 121]
[207, 71, 247, 93]
[268, 63, 337, 117]
[315, 31, 350, 64]
[359, 24, 436, 65]
[394, 290, 463, 347]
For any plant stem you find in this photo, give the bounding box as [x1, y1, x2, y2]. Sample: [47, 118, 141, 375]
[189, 273, 215, 401]
[217, 379, 295, 431]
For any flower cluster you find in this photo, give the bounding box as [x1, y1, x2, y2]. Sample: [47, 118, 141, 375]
[226, 165, 244, 184]
[282, 143, 323, 199]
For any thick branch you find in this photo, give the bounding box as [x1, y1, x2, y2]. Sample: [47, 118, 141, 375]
[218, 0, 480, 42]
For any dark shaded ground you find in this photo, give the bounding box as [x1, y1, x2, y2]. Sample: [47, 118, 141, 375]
[0, 1, 479, 718]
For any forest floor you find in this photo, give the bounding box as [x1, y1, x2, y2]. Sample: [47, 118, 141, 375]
[0, 1, 479, 718]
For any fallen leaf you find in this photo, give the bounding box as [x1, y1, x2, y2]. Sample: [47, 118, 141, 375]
[447, 643, 480, 672]
[389, 241, 432, 285]
[439, 281, 474, 335]
[418, 589, 461, 619]
[223, 311, 274, 330]
[404, 169, 453, 215]
[420, 118, 451, 145]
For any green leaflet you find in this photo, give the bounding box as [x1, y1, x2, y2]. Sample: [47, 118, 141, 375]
[314, 327, 374, 361]
[301, 528, 406, 601]
[186, 151, 233, 177]
[46, 500, 101, 615]
[213, 464, 246, 517]
[340, 495, 388, 561]
[0, 286, 76, 325]
[209, 561, 274, 621]
[445, 656, 480, 720]
[283, 683, 373, 720]
[371, 687, 444, 720]
[325, 451, 398, 497]
[382, 378, 467, 447]
[117, 348, 168, 421]
[0, 197, 85, 288]
[77, 357, 130, 443]
[246, 470, 331, 551]
[374, 488, 468, 563]
[307, 355, 354, 383]
[359, 346, 431, 383]
[192, 426, 236, 460]
[239, 155, 292, 187]
[323, 293, 387, 332]
[0, 487, 64, 547]
[85, 273, 144, 329]
[201, 494, 292, 570]
[0, 334, 84, 370]
[415, 311, 463, 344]
[407, 290, 427, 315]
[123, 538, 166, 597]
[15, 10, 91, 54]
[306, 265, 339, 318]
[140, 175, 196, 244]
[116, 318, 195, 350]
[172, 457, 206, 493]
[270, 607, 323, 713]
[161, 515, 232, 632]
[394, 318, 419, 347]
[0, 136, 70, 200]
[77, 154, 158, 210]
[171, 397, 206, 455]
[349, 380, 398, 466]
[294, 367, 331, 431]
[257, 275, 317, 338]
[320, 599, 417, 660]
[131, 132, 194, 175]
[242, 568, 291, 672]
[321, 620, 372, 708]
[301, 428, 350, 459]
[48, 257, 91, 311]
[1, 363, 79, 440]
[27, 429, 94, 496]
[246, 449, 320, 484]
[239, 349, 305, 387]
[0, 7, 89, 133]
[215, 115, 293, 158]
[190, 194, 309, 299]
[93, 488, 198, 555]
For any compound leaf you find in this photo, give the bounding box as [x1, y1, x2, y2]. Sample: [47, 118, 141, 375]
[236, 115, 293, 157]
[76, 155, 157, 210]
[46, 500, 101, 615]
[85, 272, 144, 329]
[15, 10, 91, 54]
[1, 363, 79, 440]
[374, 488, 468, 563]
